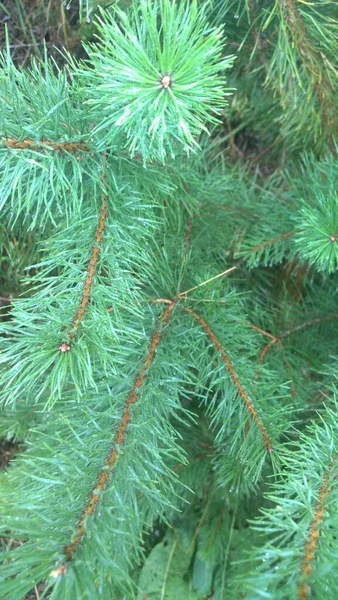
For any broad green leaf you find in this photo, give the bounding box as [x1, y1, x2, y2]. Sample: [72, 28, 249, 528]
[137, 530, 198, 600]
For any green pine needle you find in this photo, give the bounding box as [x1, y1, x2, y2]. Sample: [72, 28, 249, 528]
[78, 0, 234, 160]
[295, 191, 338, 273]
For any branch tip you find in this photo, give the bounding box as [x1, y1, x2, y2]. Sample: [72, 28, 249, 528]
[59, 342, 71, 353]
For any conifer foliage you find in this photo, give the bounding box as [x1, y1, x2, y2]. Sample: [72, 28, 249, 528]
[0, 0, 338, 598]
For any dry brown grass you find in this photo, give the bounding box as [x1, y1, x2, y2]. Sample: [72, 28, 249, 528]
[0, 0, 85, 66]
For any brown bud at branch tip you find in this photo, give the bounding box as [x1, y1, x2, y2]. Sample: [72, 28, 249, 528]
[59, 342, 71, 353]
[161, 75, 171, 89]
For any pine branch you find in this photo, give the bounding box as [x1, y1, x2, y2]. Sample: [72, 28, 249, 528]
[181, 306, 273, 452]
[298, 457, 337, 600]
[240, 405, 338, 599]
[294, 190, 338, 273]
[0, 170, 161, 406]
[236, 229, 297, 268]
[1, 1, 338, 597]
[178, 230, 296, 300]
[259, 312, 338, 362]
[280, 0, 337, 145]
[248, 230, 295, 255]
[65, 184, 108, 346]
[0, 299, 188, 598]
[61, 299, 178, 564]
[2, 138, 89, 153]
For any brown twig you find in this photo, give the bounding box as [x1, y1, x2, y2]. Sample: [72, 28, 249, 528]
[259, 337, 279, 363]
[246, 231, 295, 255]
[235, 319, 276, 341]
[298, 458, 337, 600]
[178, 262, 243, 298]
[61, 299, 178, 564]
[2, 138, 89, 153]
[259, 312, 338, 362]
[182, 306, 273, 452]
[1, 137, 161, 165]
[178, 231, 296, 300]
[280, 313, 338, 340]
[65, 192, 108, 343]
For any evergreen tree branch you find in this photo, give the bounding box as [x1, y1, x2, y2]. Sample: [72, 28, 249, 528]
[0, 135, 204, 175]
[259, 312, 338, 362]
[77, 0, 234, 160]
[294, 188, 338, 273]
[64, 185, 108, 346]
[2, 1, 337, 596]
[280, 313, 338, 339]
[280, 0, 336, 144]
[61, 298, 178, 565]
[247, 230, 295, 255]
[181, 306, 273, 452]
[236, 319, 277, 340]
[298, 457, 337, 600]
[178, 231, 295, 299]
[241, 408, 338, 598]
[2, 138, 89, 153]
[178, 263, 242, 298]
[0, 136, 152, 164]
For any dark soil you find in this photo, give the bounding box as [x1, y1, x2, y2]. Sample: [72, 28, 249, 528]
[0, 437, 22, 469]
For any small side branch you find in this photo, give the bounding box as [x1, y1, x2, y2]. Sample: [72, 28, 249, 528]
[280, 313, 338, 340]
[247, 231, 295, 255]
[281, 0, 336, 143]
[182, 307, 273, 452]
[62, 299, 177, 563]
[69, 194, 108, 339]
[259, 312, 338, 362]
[235, 319, 276, 340]
[2, 138, 89, 153]
[178, 263, 242, 298]
[1, 137, 162, 164]
[298, 458, 337, 600]
[178, 231, 295, 300]
[60, 191, 108, 347]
